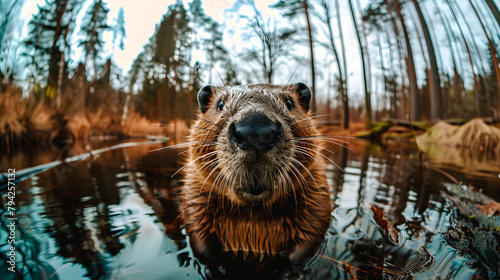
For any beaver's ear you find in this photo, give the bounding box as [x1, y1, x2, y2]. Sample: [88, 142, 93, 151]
[293, 83, 311, 112]
[198, 85, 215, 113]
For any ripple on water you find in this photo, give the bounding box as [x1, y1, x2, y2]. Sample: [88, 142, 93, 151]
[2, 140, 498, 279]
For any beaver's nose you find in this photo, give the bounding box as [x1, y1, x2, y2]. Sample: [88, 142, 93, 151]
[230, 114, 281, 152]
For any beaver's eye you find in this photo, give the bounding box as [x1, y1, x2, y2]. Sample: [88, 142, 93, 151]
[286, 99, 293, 111]
[218, 100, 224, 111]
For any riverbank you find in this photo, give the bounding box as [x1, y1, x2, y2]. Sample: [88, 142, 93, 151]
[0, 84, 169, 153]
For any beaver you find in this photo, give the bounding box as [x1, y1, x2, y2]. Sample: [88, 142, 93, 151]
[180, 83, 332, 266]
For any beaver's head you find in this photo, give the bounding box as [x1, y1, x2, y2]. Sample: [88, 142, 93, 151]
[187, 83, 319, 206]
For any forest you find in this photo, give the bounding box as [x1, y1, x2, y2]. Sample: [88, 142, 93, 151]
[1, 0, 500, 279]
[1, 0, 499, 150]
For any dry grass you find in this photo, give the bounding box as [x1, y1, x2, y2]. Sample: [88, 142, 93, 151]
[417, 118, 500, 151]
[0, 86, 28, 148]
[122, 109, 166, 137]
[416, 118, 500, 180]
[0, 84, 168, 151]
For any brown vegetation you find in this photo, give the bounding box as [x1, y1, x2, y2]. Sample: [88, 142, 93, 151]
[417, 118, 500, 180]
[417, 118, 500, 151]
[0, 83, 166, 153]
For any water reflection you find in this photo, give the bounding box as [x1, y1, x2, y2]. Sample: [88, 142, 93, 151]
[1, 138, 498, 279]
[308, 141, 482, 279]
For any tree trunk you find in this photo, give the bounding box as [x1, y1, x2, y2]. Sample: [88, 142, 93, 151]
[411, 0, 442, 120]
[376, 30, 387, 119]
[55, 51, 64, 110]
[48, 0, 69, 90]
[470, 0, 500, 113]
[434, 0, 465, 107]
[87, 0, 103, 82]
[445, 0, 481, 115]
[383, 29, 398, 118]
[385, 13, 406, 119]
[356, 0, 374, 123]
[321, 0, 346, 128]
[303, 0, 316, 113]
[449, 0, 489, 114]
[389, 0, 419, 121]
[348, 0, 371, 128]
[485, 0, 500, 28]
[334, 0, 349, 129]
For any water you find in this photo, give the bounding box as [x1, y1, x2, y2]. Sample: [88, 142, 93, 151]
[1, 137, 499, 279]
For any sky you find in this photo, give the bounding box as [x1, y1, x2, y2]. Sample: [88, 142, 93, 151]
[14, 0, 419, 104]
[18, 0, 275, 74]
[16, 0, 335, 90]
[9, 0, 500, 114]
[11, 0, 403, 106]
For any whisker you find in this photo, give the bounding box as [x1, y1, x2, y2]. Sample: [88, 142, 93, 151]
[298, 135, 365, 141]
[290, 114, 331, 125]
[283, 166, 298, 211]
[149, 141, 213, 153]
[289, 162, 309, 191]
[275, 167, 285, 207]
[292, 140, 337, 158]
[292, 157, 319, 192]
[286, 53, 308, 85]
[288, 164, 308, 209]
[216, 165, 231, 206]
[290, 166, 307, 208]
[178, 143, 216, 155]
[294, 147, 319, 162]
[171, 151, 218, 177]
[212, 164, 227, 191]
[289, 111, 306, 124]
[294, 136, 351, 145]
[292, 135, 360, 154]
[298, 145, 345, 173]
[204, 163, 221, 209]
[151, 123, 219, 133]
[292, 123, 329, 132]
[193, 157, 219, 181]
[317, 255, 367, 276]
[265, 203, 278, 227]
[185, 114, 222, 128]
[199, 159, 221, 196]
[316, 139, 358, 154]
[209, 58, 231, 95]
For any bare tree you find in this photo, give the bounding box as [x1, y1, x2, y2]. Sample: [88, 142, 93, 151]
[388, 0, 419, 121]
[272, 0, 317, 112]
[314, 0, 350, 129]
[444, 0, 481, 116]
[485, 0, 500, 28]
[469, 0, 500, 114]
[411, 0, 442, 120]
[237, 0, 294, 84]
[348, 0, 372, 128]
[433, 0, 465, 107]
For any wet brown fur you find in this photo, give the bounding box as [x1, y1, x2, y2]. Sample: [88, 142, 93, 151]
[180, 84, 332, 264]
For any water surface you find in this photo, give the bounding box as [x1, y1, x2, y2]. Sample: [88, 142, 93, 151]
[1, 137, 499, 279]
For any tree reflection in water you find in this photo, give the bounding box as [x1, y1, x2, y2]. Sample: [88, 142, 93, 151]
[0, 138, 498, 279]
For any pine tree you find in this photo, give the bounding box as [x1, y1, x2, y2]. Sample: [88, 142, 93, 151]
[235, 0, 294, 84]
[22, 9, 52, 86]
[188, 0, 227, 85]
[272, 0, 316, 111]
[112, 7, 126, 52]
[0, 0, 25, 81]
[79, 0, 110, 82]
[21, 0, 84, 106]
